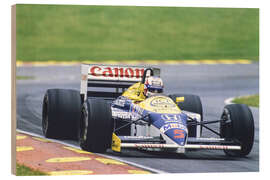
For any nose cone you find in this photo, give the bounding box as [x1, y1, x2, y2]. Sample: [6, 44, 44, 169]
[160, 124, 188, 146]
[150, 113, 188, 146]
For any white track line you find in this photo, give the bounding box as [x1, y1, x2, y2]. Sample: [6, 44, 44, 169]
[224, 95, 259, 107]
[16, 129, 166, 174]
[224, 97, 235, 105]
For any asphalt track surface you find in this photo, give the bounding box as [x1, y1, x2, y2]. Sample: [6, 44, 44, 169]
[16, 63, 259, 173]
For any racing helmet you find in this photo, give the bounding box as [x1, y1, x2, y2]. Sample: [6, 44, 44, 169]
[144, 76, 164, 97]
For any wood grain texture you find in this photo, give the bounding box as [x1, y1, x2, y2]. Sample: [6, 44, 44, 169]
[11, 4, 17, 175]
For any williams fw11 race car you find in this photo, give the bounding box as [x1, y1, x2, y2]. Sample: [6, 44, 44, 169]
[42, 64, 254, 157]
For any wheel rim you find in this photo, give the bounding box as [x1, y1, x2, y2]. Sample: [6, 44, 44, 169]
[220, 108, 233, 141]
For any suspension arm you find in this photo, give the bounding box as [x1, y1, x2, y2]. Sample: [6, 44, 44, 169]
[187, 117, 224, 136]
[114, 113, 149, 132]
[188, 119, 224, 126]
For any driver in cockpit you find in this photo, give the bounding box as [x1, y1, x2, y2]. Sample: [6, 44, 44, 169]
[122, 75, 164, 102]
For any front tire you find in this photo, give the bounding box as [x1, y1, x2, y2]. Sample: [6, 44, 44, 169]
[42, 89, 81, 139]
[220, 104, 254, 157]
[169, 94, 203, 137]
[79, 99, 114, 153]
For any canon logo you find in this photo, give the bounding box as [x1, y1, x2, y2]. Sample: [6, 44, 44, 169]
[89, 66, 145, 79]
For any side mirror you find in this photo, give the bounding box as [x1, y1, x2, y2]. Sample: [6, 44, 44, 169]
[176, 97, 185, 103]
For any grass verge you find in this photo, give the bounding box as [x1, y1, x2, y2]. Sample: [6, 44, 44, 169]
[16, 5, 259, 61]
[16, 76, 35, 80]
[233, 94, 259, 107]
[16, 163, 47, 176]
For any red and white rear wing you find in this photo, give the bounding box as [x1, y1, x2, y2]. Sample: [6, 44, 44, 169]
[80, 64, 160, 99]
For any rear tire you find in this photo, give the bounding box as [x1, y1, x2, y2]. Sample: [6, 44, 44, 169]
[169, 94, 203, 137]
[220, 104, 254, 157]
[42, 89, 81, 140]
[79, 99, 114, 153]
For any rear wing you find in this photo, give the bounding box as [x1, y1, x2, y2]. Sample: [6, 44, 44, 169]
[80, 64, 160, 100]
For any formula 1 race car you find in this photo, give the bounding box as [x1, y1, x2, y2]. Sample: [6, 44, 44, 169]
[42, 64, 254, 157]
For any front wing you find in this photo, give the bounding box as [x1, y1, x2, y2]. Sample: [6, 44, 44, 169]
[111, 134, 241, 153]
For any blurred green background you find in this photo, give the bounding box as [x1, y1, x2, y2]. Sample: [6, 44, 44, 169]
[16, 4, 259, 62]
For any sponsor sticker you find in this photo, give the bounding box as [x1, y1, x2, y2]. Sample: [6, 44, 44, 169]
[112, 109, 131, 119]
[112, 108, 140, 120]
[123, 136, 153, 139]
[161, 114, 182, 122]
[134, 144, 165, 148]
[160, 123, 187, 133]
[113, 99, 126, 107]
[173, 129, 185, 139]
[88, 65, 145, 81]
[199, 145, 229, 150]
[130, 104, 144, 114]
[150, 97, 175, 108]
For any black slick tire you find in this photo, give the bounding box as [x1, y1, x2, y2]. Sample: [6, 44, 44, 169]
[42, 89, 81, 140]
[220, 104, 254, 157]
[79, 99, 114, 153]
